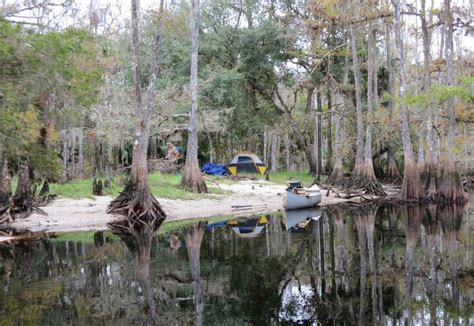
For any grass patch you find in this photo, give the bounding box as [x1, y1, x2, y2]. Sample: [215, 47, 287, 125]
[49, 172, 230, 200]
[49, 179, 121, 199]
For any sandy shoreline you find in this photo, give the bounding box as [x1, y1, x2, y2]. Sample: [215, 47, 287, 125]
[1, 180, 368, 240]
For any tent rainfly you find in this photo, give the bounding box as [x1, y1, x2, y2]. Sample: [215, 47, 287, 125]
[227, 153, 267, 175]
[228, 216, 268, 238]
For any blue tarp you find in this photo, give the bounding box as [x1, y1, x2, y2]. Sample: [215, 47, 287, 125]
[207, 221, 228, 230]
[201, 162, 227, 175]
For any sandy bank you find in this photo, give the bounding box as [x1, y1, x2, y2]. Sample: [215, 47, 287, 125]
[2, 180, 371, 238]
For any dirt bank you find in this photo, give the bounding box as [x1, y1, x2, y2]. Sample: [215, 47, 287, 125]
[2, 180, 375, 238]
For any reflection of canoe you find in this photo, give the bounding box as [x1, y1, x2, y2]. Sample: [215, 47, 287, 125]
[228, 216, 268, 238]
[284, 207, 322, 230]
[283, 181, 322, 210]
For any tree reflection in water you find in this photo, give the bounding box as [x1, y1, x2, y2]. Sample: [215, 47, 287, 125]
[108, 215, 163, 324]
[0, 203, 472, 324]
[184, 222, 207, 326]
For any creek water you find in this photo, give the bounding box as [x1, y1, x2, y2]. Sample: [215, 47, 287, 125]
[0, 202, 473, 325]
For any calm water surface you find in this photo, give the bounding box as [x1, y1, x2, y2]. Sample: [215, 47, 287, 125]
[0, 203, 473, 325]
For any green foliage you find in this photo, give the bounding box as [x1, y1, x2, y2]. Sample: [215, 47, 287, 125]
[406, 76, 473, 107]
[0, 19, 103, 182]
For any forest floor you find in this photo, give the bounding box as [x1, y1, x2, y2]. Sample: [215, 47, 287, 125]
[1, 175, 398, 240]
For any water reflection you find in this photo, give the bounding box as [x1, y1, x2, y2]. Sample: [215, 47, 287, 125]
[184, 222, 207, 326]
[0, 203, 472, 324]
[228, 216, 268, 238]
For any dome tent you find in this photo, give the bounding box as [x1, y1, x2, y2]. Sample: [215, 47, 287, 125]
[227, 153, 267, 175]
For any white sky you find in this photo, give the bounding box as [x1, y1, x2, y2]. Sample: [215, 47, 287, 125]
[2, 0, 472, 57]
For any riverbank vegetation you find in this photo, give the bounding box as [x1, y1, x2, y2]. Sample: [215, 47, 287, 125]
[0, 0, 472, 223]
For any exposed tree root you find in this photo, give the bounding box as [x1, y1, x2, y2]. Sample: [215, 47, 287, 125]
[352, 177, 386, 196]
[349, 165, 386, 197]
[4, 161, 36, 220]
[107, 183, 166, 230]
[0, 207, 12, 225]
[0, 227, 46, 241]
[0, 160, 12, 207]
[322, 185, 387, 205]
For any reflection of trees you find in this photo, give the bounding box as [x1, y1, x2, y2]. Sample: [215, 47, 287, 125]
[108, 217, 162, 324]
[402, 206, 422, 298]
[0, 244, 13, 286]
[422, 205, 441, 324]
[184, 222, 207, 326]
[351, 205, 382, 324]
[0, 205, 472, 324]
[0, 239, 64, 324]
[439, 205, 464, 316]
[401, 205, 422, 324]
[266, 212, 290, 257]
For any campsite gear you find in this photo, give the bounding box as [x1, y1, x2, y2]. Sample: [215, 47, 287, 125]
[228, 216, 268, 238]
[283, 207, 322, 230]
[283, 181, 322, 210]
[201, 162, 227, 176]
[231, 204, 267, 211]
[207, 221, 228, 230]
[227, 153, 267, 175]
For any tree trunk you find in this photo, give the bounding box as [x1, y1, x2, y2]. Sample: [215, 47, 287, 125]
[384, 16, 402, 182]
[181, 0, 207, 193]
[392, 0, 424, 201]
[78, 128, 84, 178]
[437, 0, 467, 204]
[420, 0, 435, 188]
[328, 42, 349, 186]
[327, 109, 344, 186]
[285, 132, 290, 171]
[270, 131, 279, 172]
[71, 130, 76, 177]
[13, 160, 32, 215]
[62, 131, 69, 179]
[362, 26, 385, 195]
[350, 27, 365, 180]
[0, 160, 12, 207]
[286, 113, 317, 175]
[325, 89, 333, 173]
[107, 0, 166, 223]
[350, 26, 384, 195]
[317, 92, 323, 176]
[386, 151, 402, 181]
[263, 125, 267, 165]
[417, 124, 425, 173]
